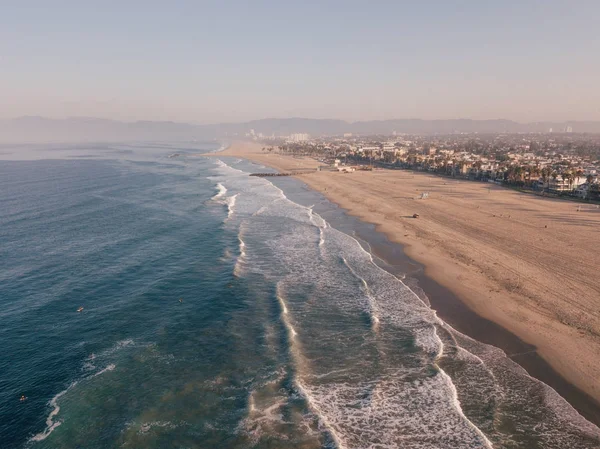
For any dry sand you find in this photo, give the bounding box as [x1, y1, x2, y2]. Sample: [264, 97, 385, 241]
[207, 141, 600, 406]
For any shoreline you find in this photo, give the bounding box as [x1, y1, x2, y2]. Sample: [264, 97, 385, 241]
[359, 227, 600, 426]
[200, 141, 600, 426]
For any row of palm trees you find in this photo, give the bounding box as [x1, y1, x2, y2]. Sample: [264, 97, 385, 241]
[504, 165, 590, 191]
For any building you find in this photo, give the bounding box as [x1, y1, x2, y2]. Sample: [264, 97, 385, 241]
[289, 133, 309, 142]
[543, 176, 588, 192]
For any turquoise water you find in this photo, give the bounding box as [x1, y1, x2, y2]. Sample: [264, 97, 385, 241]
[1, 143, 599, 448]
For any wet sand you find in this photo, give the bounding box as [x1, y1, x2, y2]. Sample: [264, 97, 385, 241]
[203, 141, 600, 426]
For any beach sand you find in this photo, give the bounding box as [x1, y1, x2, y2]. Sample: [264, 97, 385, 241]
[206, 141, 600, 414]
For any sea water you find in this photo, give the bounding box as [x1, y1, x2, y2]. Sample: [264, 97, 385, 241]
[0, 143, 599, 448]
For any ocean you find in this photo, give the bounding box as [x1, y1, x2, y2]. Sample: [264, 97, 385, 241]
[1, 142, 599, 448]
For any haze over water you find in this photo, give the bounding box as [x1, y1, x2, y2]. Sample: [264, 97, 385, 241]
[0, 143, 598, 448]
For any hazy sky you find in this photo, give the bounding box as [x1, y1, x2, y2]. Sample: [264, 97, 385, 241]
[2, 1, 599, 123]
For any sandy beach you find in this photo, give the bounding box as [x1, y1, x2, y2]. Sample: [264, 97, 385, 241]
[207, 141, 600, 411]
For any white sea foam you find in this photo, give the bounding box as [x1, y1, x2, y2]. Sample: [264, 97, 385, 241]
[30, 382, 77, 442]
[215, 159, 245, 174]
[226, 193, 238, 219]
[276, 283, 288, 315]
[239, 237, 246, 257]
[294, 381, 348, 449]
[89, 338, 135, 360]
[92, 363, 116, 377]
[439, 367, 494, 447]
[276, 283, 296, 342]
[341, 256, 380, 332]
[30, 340, 132, 443]
[233, 227, 247, 277]
[138, 420, 178, 434]
[213, 182, 227, 200]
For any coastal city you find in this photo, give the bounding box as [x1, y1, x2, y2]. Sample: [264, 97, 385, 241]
[4, 2, 600, 448]
[251, 130, 600, 201]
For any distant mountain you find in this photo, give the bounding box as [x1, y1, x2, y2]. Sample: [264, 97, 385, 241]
[0, 117, 202, 143]
[2, 116, 600, 143]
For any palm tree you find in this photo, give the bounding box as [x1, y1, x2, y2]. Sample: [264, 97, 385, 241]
[505, 166, 515, 183]
[567, 171, 575, 192]
[560, 172, 568, 193]
[540, 167, 550, 192]
[514, 166, 524, 185]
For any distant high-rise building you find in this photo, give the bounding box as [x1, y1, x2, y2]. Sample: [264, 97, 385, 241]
[289, 133, 309, 142]
[566, 126, 573, 133]
[549, 128, 553, 133]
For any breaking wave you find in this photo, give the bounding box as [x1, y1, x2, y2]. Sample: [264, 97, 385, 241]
[213, 182, 227, 200]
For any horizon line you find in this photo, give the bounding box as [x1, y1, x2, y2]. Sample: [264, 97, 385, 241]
[2, 116, 600, 126]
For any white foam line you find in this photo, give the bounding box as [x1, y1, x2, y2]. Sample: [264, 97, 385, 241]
[432, 324, 445, 360]
[29, 382, 77, 442]
[445, 327, 501, 387]
[234, 225, 247, 277]
[438, 366, 494, 448]
[335, 226, 444, 334]
[274, 282, 345, 447]
[277, 295, 288, 315]
[238, 236, 246, 258]
[275, 283, 294, 337]
[213, 182, 227, 200]
[295, 381, 347, 449]
[269, 182, 288, 200]
[341, 257, 380, 331]
[92, 363, 116, 378]
[29, 362, 118, 442]
[226, 193, 239, 219]
[303, 203, 331, 251]
[215, 158, 246, 174]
